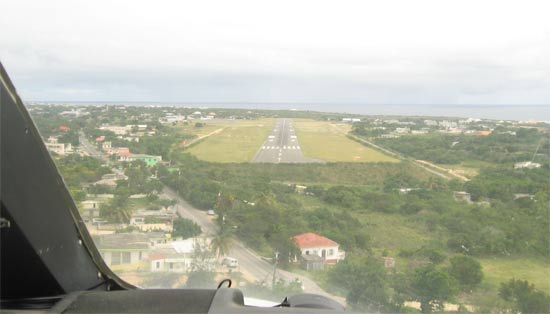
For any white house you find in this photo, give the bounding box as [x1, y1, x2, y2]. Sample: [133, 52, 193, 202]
[95, 233, 162, 267]
[149, 238, 215, 273]
[514, 161, 541, 169]
[293, 232, 345, 266]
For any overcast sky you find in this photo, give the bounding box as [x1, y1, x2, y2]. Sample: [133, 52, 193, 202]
[1, 0, 549, 106]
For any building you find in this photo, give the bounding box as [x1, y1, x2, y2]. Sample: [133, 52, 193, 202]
[102, 141, 112, 150]
[99, 125, 130, 135]
[128, 154, 162, 167]
[149, 238, 215, 273]
[129, 209, 175, 232]
[94, 233, 164, 267]
[293, 232, 345, 269]
[93, 178, 118, 188]
[514, 161, 541, 169]
[453, 191, 472, 203]
[513, 193, 535, 200]
[106, 147, 131, 161]
[80, 199, 103, 221]
[44, 137, 72, 156]
[101, 173, 128, 181]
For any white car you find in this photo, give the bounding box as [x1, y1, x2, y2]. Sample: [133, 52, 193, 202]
[222, 257, 238, 268]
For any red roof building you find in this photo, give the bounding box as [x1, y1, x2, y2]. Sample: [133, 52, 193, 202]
[292, 232, 345, 266]
[293, 232, 338, 248]
[58, 125, 71, 132]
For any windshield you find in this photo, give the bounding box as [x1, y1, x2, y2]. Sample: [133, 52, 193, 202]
[3, 1, 550, 313]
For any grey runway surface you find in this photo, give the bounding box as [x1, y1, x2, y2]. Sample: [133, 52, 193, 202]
[251, 119, 322, 163]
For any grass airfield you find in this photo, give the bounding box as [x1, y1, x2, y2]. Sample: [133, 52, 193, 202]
[182, 118, 398, 163]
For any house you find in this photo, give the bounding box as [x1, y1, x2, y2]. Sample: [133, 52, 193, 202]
[513, 193, 535, 200]
[514, 161, 541, 169]
[45, 141, 67, 155]
[94, 232, 163, 267]
[149, 237, 215, 273]
[93, 178, 118, 188]
[102, 141, 112, 150]
[58, 125, 71, 132]
[80, 199, 103, 221]
[129, 209, 175, 232]
[453, 191, 472, 203]
[395, 127, 410, 134]
[295, 185, 307, 194]
[99, 125, 131, 135]
[398, 188, 420, 195]
[293, 232, 345, 270]
[101, 173, 128, 181]
[128, 154, 162, 167]
[45, 137, 72, 156]
[106, 147, 131, 161]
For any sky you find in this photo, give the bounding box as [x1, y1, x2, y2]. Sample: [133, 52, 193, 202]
[1, 0, 550, 106]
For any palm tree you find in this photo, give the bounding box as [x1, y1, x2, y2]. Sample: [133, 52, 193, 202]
[210, 229, 233, 259]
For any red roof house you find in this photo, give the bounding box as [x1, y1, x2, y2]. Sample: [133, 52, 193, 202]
[58, 125, 71, 132]
[292, 232, 345, 266]
[293, 232, 338, 248]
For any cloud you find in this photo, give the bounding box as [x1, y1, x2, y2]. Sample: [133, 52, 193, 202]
[1, 0, 549, 105]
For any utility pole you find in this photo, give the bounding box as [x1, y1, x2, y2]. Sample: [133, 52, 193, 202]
[271, 251, 279, 290]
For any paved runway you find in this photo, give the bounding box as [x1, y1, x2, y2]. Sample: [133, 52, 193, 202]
[252, 119, 321, 163]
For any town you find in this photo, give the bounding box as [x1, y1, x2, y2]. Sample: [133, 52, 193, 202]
[29, 102, 549, 311]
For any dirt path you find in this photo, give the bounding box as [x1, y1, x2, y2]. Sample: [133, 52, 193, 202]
[182, 128, 224, 147]
[415, 160, 470, 181]
[346, 133, 471, 181]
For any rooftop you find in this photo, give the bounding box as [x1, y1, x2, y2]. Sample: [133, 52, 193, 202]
[94, 232, 165, 250]
[293, 232, 338, 248]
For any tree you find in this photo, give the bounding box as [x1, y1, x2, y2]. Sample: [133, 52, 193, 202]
[172, 218, 202, 239]
[100, 200, 131, 223]
[499, 279, 550, 314]
[412, 266, 458, 313]
[210, 229, 233, 259]
[328, 255, 392, 312]
[449, 255, 483, 290]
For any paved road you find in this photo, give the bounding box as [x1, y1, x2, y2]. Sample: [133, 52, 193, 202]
[252, 119, 321, 164]
[79, 132, 110, 163]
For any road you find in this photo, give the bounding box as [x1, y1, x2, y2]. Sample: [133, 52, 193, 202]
[162, 186, 345, 305]
[80, 130, 343, 304]
[79, 132, 110, 163]
[252, 119, 321, 163]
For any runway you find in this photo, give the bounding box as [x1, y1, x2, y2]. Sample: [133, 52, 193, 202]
[251, 119, 321, 163]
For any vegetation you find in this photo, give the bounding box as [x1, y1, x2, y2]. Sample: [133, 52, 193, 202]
[371, 128, 547, 165]
[172, 218, 202, 239]
[31, 105, 550, 313]
[499, 279, 550, 314]
[293, 119, 398, 162]
[185, 119, 275, 162]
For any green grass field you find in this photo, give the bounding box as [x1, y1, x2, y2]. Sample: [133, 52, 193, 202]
[185, 119, 275, 162]
[479, 258, 550, 293]
[293, 119, 398, 163]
